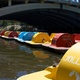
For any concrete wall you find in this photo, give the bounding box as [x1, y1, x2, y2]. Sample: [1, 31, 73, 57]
[0, 3, 80, 17]
[0, 3, 60, 17]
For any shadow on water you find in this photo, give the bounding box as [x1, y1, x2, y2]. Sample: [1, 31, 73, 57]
[0, 38, 63, 80]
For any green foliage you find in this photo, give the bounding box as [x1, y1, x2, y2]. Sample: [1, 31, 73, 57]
[2, 20, 8, 27]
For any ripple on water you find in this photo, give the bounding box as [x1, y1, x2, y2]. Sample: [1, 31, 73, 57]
[0, 38, 62, 80]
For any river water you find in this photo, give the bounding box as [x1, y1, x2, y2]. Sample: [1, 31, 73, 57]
[0, 38, 63, 80]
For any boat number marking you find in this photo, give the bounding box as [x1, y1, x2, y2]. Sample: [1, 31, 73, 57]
[63, 55, 80, 66]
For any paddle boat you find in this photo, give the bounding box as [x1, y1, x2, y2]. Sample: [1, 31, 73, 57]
[17, 42, 80, 80]
[1, 31, 19, 39]
[22, 32, 37, 41]
[1, 31, 11, 39]
[14, 31, 27, 42]
[42, 33, 75, 53]
[25, 32, 50, 47]
[49, 33, 57, 42]
[0, 30, 6, 37]
[15, 32, 37, 43]
[72, 33, 80, 43]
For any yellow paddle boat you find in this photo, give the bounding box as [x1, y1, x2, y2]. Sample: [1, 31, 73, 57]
[49, 33, 57, 42]
[25, 32, 50, 46]
[17, 42, 80, 80]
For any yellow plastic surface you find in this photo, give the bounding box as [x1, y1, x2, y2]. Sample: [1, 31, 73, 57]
[50, 33, 56, 42]
[32, 32, 50, 43]
[56, 42, 80, 80]
[16, 31, 20, 34]
[17, 66, 56, 80]
[4, 31, 10, 36]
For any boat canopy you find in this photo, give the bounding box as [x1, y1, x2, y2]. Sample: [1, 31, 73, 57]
[8, 31, 18, 37]
[49, 33, 57, 42]
[51, 33, 75, 47]
[23, 32, 37, 41]
[4, 31, 11, 37]
[0, 30, 6, 36]
[32, 32, 50, 43]
[72, 33, 80, 40]
[55, 42, 80, 80]
[18, 31, 26, 39]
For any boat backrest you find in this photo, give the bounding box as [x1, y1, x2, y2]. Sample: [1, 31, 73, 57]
[55, 42, 80, 80]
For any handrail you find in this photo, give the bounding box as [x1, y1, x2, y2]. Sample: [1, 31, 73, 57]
[44, 0, 80, 6]
[0, 0, 80, 9]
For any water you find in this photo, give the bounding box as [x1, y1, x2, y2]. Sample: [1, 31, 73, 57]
[0, 38, 63, 80]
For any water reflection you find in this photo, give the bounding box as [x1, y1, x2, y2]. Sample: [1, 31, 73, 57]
[19, 45, 32, 53]
[0, 38, 63, 80]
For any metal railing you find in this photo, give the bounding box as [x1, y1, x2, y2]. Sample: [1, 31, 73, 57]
[44, 0, 80, 6]
[0, 0, 80, 8]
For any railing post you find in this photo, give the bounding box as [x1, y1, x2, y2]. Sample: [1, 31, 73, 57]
[39, 0, 44, 3]
[8, 0, 12, 6]
[25, 0, 28, 4]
